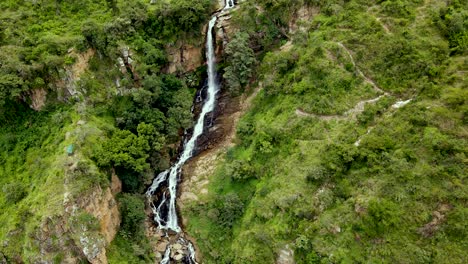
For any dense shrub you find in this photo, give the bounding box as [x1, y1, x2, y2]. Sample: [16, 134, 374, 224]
[436, 3, 468, 54]
[361, 199, 402, 237]
[118, 194, 146, 240]
[223, 32, 256, 95]
[213, 193, 244, 228]
[2, 182, 27, 204]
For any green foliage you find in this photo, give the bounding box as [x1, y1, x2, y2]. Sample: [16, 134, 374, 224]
[436, 2, 468, 54]
[444, 206, 468, 240]
[95, 128, 150, 173]
[360, 198, 402, 237]
[0, 0, 213, 262]
[381, 0, 416, 19]
[119, 194, 146, 240]
[223, 32, 256, 95]
[211, 193, 245, 229]
[2, 182, 27, 204]
[107, 233, 154, 264]
[187, 0, 468, 263]
[108, 194, 153, 263]
[226, 159, 256, 181]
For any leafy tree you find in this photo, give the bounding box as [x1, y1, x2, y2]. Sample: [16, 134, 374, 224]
[436, 4, 468, 53]
[223, 32, 255, 95]
[213, 193, 244, 228]
[96, 129, 150, 173]
[0, 73, 26, 106]
[226, 159, 255, 181]
[119, 194, 146, 240]
[137, 122, 165, 151]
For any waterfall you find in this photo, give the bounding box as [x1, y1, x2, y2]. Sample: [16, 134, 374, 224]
[146, 12, 220, 233]
[225, 0, 235, 9]
[146, 0, 233, 235]
[146, 1, 234, 263]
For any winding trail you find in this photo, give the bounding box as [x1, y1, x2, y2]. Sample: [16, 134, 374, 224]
[337, 42, 387, 95]
[296, 42, 390, 120]
[294, 42, 415, 146]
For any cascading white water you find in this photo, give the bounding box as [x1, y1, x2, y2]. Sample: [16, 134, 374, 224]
[147, 0, 236, 234]
[146, 14, 219, 233]
[147, 2, 235, 263]
[160, 247, 171, 264]
[225, 0, 235, 9]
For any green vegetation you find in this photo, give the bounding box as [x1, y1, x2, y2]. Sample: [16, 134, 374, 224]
[0, 0, 215, 262]
[185, 0, 467, 263]
[107, 193, 154, 263]
[223, 32, 256, 95]
[1, 0, 466, 263]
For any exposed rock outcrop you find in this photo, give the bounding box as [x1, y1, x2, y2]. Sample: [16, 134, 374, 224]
[80, 182, 121, 248]
[165, 42, 205, 74]
[277, 244, 295, 264]
[56, 48, 95, 100]
[288, 6, 319, 35]
[28, 88, 47, 111]
[32, 169, 121, 264]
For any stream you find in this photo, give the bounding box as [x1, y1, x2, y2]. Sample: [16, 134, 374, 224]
[146, 1, 235, 263]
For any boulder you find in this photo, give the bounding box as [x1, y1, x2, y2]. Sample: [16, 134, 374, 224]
[172, 243, 183, 250]
[156, 241, 169, 252]
[174, 254, 184, 261]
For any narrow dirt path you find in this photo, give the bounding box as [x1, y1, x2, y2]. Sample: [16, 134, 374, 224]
[296, 43, 389, 120]
[375, 17, 391, 34]
[337, 42, 388, 95]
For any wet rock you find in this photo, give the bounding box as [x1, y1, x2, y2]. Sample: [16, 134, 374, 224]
[156, 241, 169, 252]
[172, 243, 183, 250]
[174, 253, 184, 261]
[155, 252, 162, 261]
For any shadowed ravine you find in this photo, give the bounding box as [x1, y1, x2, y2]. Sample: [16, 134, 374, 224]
[145, 1, 235, 263]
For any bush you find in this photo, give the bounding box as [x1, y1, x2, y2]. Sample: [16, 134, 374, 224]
[306, 165, 331, 183]
[95, 128, 150, 173]
[2, 182, 27, 204]
[223, 32, 256, 95]
[119, 194, 146, 240]
[436, 5, 468, 53]
[361, 198, 402, 237]
[225, 159, 255, 181]
[213, 193, 244, 228]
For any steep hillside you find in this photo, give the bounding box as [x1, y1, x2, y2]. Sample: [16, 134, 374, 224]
[1, 0, 466, 263]
[183, 0, 467, 263]
[0, 0, 215, 262]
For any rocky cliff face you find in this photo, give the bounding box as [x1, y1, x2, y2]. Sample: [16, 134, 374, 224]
[57, 48, 95, 101]
[32, 174, 121, 264]
[165, 42, 205, 74]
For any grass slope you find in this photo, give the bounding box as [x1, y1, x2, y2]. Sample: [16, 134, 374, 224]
[185, 0, 467, 263]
